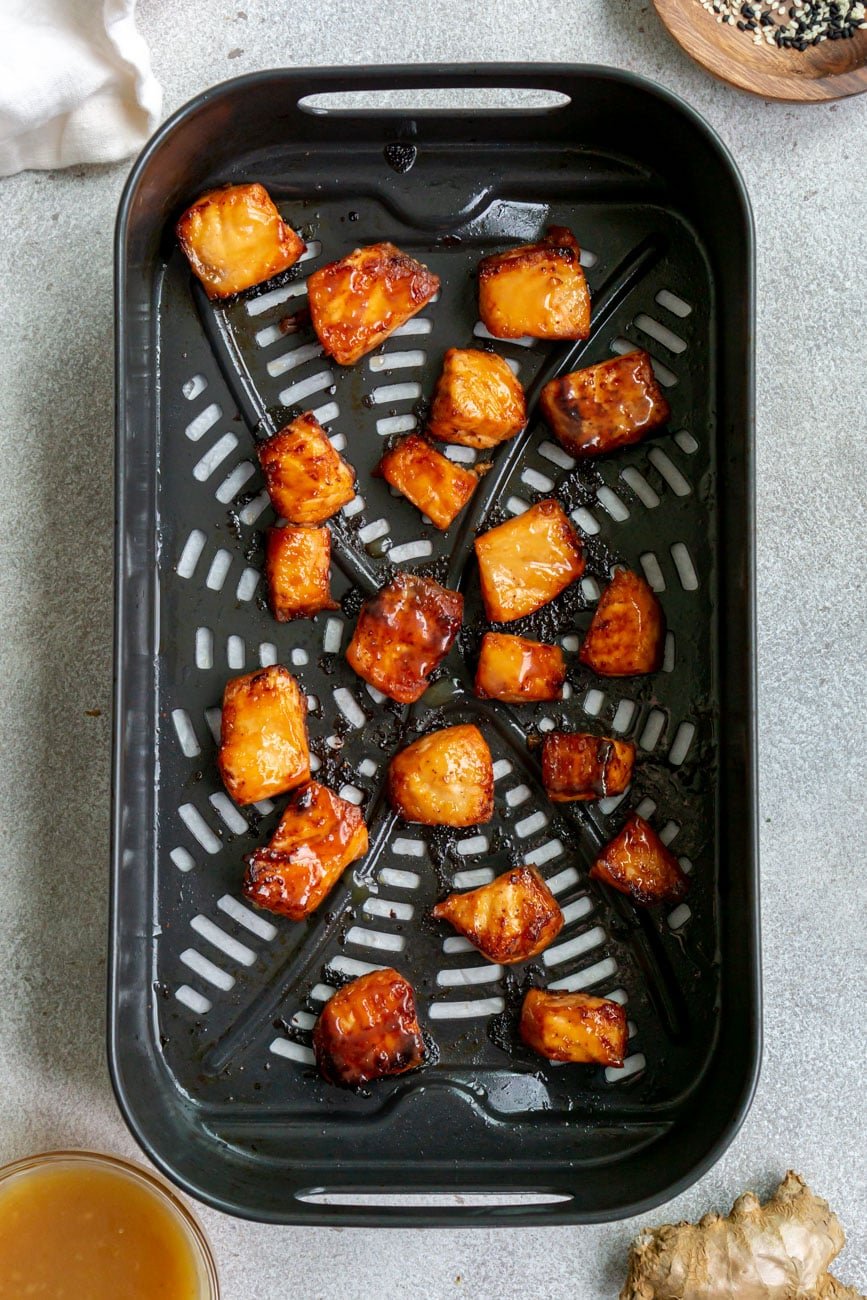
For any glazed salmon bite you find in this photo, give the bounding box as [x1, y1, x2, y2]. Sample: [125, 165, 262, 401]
[257, 412, 356, 525]
[346, 573, 463, 704]
[474, 632, 566, 703]
[307, 242, 439, 365]
[264, 524, 338, 622]
[377, 433, 482, 530]
[243, 780, 368, 921]
[176, 183, 304, 299]
[217, 666, 310, 806]
[313, 969, 425, 1088]
[540, 349, 670, 458]
[474, 499, 585, 623]
[591, 814, 690, 906]
[541, 732, 635, 802]
[426, 348, 527, 449]
[579, 568, 665, 676]
[388, 724, 494, 827]
[477, 226, 591, 340]
[520, 989, 628, 1066]
[433, 866, 563, 964]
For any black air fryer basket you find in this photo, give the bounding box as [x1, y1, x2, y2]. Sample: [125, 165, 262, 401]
[111, 65, 760, 1225]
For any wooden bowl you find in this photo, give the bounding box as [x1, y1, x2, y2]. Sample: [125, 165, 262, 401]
[653, 0, 867, 100]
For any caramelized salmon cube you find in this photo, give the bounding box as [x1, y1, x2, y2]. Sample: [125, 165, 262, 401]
[432, 865, 563, 964]
[377, 433, 480, 530]
[474, 632, 565, 703]
[426, 348, 526, 449]
[388, 724, 493, 827]
[520, 988, 628, 1066]
[258, 412, 356, 525]
[176, 183, 304, 300]
[265, 525, 337, 622]
[474, 499, 585, 622]
[579, 568, 664, 676]
[541, 732, 635, 802]
[217, 665, 310, 805]
[540, 350, 670, 457]
[478, 227, 591, 340]
[313, 968, 425, 1087]
[346, 573, 462, 704]
[243, 780, 368, 920]
[307, 242, 439, 365]
[590, 813, 689, 906]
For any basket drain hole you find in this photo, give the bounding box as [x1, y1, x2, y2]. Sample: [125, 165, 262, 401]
[654, 288, 692, 318]
[182, 374, 207, 401]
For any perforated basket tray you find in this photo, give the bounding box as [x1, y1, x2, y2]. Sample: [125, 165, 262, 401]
[110, 65, 760, 1226]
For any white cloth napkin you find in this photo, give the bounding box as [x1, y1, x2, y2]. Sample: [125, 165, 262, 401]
[0, 0, 161, 178]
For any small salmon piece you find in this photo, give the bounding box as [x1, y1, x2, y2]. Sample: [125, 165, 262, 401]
[541, 732, 635, 802]
[313, 968, 426, 1087]
[176, 183, 304, 299]
[520, 988, 628, 1066]
[432, 865, 563, 964]
[426, 348, 527, 449]
[258, 412, 356, 525]
[474, 632, 565, 703]
[590, 814, 690, 906]
[388, 724, 494, 827]
[346, 573, 463, 704]
[265, 525, 338, 622]
[307, 242, 439, 365]
[539, 350, 671, 457]
[478, 227, 591, 341]
[243, 780, 368, 920]
[474, 499, 585, 623]
[579, 568, 664, 676]
[377, 433, 481, 530]
[217, 666, 310, 805]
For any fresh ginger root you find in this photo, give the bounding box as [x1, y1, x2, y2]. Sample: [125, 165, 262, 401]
[621, 1171, 864, 1300]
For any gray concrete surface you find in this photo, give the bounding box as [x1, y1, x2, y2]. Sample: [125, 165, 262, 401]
[0, 1, 865, 1296]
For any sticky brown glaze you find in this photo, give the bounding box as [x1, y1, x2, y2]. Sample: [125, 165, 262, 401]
[307, 242, 439, 365]
[264, 524, 338, 622]
[474, 499, 585, 622]
[477, 227, 591, 341]
[426, 348, 527, 449]
[243, 780, 368, 920]
[579, 568, 664, 676]
[432, 865, 563, 964]
[590, 813, 690, 906]
[217, 666, 310, 805]
[258, 412, 356, 525]
[520, 988, 628, 1066]
[346, 573, 463, 704]
[176, 183, 304, 300]
[539, 350, 671, 457]
[377, 433, 482, 530]
[313, 968, 425, 1087]
[541, 732, 635, 802]
[474, 632, 565, 703]
[388, 724, 494, 827]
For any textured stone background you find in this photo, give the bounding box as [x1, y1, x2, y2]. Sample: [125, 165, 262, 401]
[0, 1, 864, 1296]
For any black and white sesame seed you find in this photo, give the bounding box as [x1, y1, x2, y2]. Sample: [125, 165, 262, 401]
[695, 0, 867, 46]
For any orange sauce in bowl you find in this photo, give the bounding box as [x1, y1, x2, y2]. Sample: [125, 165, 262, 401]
[0, 1156, 214, 1299]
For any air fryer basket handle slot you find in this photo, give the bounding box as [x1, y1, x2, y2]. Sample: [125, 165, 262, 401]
[297, 87, 572, 115]
[295, 1190, 574, 1213]
[295, 66, 573, 115]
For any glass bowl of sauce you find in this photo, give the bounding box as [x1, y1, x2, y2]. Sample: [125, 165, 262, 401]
[0, 1150, 219, 1299]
